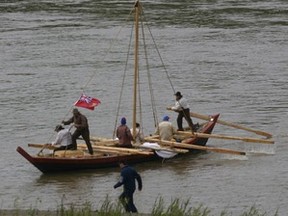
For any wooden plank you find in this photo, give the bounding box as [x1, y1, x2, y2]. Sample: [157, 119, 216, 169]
[78, 144, 154, 155]
[78, 137, 118, 146]
[145, 138, 246, 156]
[77, 146, 132, 155]
[28, 143, 135, 157]
[190, 112, 272, 138]
[176, 131, 274, 144]
[92, 141, 118, 146]
[29, 143, 152, 155]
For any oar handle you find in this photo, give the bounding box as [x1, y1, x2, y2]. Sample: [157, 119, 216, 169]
[29, 143, 57, 150]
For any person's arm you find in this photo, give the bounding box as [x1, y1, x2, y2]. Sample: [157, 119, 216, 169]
[126, 127, 133, 140]
[62, 117, 74, 125]
[135, 172, 142, 191]
[114, 175, 124, 189]
[171, 101, 181, 111]
[116, 127, 120, 139]
[52, 132, 62, 145]
[139, 131, 144, 142]
[154, 126, 160, 135]
[172, 124, 177, 134]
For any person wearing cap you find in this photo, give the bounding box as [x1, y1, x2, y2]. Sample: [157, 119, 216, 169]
[47, 125, 73, 152]
[116, 117, 133, 148]
[155, 115, 177, 141]
[62, 108, 94, 155]
[167, 91, 196, 132]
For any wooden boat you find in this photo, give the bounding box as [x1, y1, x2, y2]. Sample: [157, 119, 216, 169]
[16, 114, 221, 173]
[16, 1, 260, 174]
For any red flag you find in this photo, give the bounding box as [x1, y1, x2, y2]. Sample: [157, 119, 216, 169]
[74, 94, 101, 110]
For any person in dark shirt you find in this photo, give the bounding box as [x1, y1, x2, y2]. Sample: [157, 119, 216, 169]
[114, 161, 142, 213]
[116, 117, 133, 148]
[62, 108, 93, 155]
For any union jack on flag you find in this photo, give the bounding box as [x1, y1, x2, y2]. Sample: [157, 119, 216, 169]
[74, 94, 101, 110]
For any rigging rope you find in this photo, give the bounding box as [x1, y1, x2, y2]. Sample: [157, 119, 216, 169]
[112, 24, 134, 139]
[140, 12, 159, 128]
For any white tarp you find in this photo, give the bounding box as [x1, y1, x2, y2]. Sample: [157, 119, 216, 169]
[140, 142, 178, 159]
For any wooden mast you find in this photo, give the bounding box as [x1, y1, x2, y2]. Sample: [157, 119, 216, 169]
[132, 0, 140, 140]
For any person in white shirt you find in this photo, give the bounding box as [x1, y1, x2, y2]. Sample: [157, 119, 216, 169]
[49, 125, 73, 152]
[155, 115, 177, 141]
[167, 91, 196, 132]
[130, 123, 144, 144]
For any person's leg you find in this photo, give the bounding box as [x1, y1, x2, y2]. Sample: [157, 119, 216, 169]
[54, 146, 66, 152]
[177, 112, 184, 131]
[81, 129, 93, 155]
[66, 144, 74, 150]
[119, 192, 129, 212]
[127, 191, 137, 213]
[183, 108, 195, 131]
[71, 129, 81, 150]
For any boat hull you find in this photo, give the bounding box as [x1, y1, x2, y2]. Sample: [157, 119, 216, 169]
[183, 114, 220, 146]
[17, 114, 220, 173]
[16, 147, 158, 172]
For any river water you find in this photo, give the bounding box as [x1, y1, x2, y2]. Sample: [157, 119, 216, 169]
[1, 0, 288, 215]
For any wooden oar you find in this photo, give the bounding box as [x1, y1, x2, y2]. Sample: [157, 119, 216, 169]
[29, 143, 56, 150]
[145, 138, 246, 156]
[36, 144, 49, 155]
[190, 112, 272, 138]
[176, 131, 274, 144]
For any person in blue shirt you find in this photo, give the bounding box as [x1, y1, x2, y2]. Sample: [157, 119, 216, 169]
[113, 161, 142, 213]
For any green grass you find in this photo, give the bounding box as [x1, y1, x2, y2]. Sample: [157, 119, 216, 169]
[0, 196, 279, 216]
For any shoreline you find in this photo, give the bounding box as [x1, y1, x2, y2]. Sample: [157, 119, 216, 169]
[0, 209, 150, 216]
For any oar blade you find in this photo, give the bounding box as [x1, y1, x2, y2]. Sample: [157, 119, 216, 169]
[176, 131, 274, 144]
[190, 112, 272, 138]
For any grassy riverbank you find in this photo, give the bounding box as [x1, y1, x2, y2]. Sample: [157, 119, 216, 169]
[0, 197, 278, 216]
